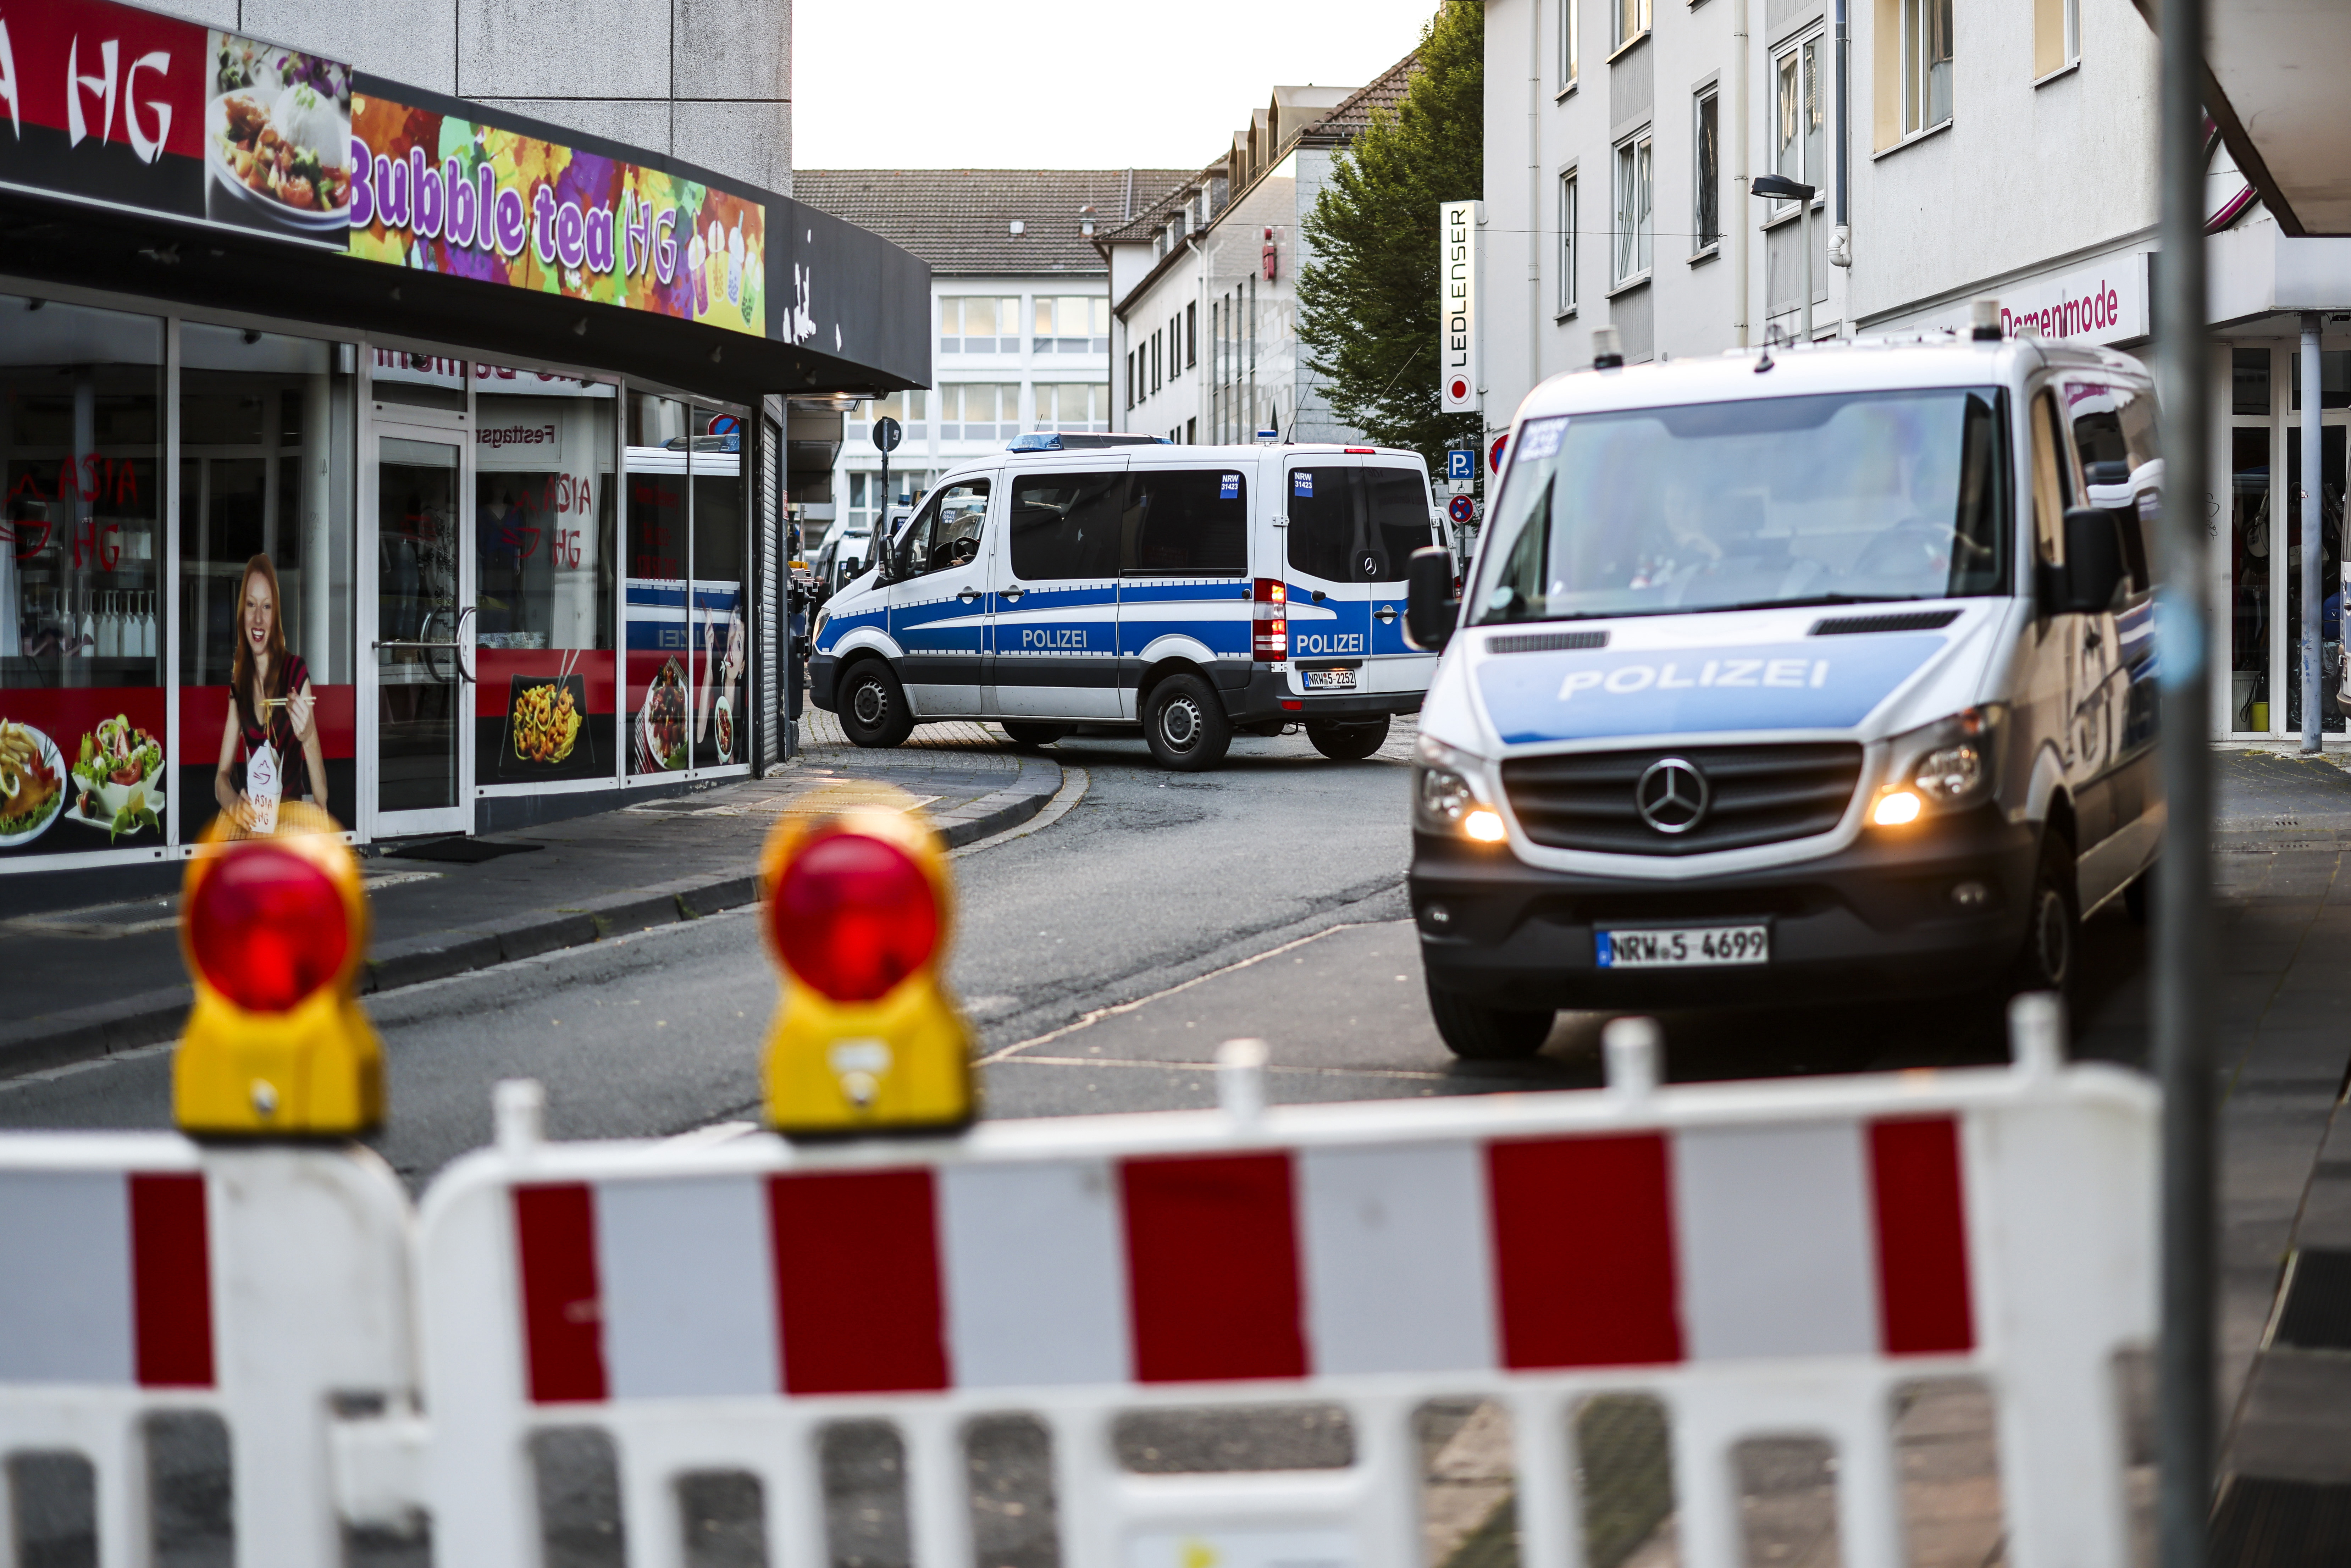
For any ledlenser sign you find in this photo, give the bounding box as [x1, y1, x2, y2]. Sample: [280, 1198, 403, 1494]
[1440, 200, 1482, 414]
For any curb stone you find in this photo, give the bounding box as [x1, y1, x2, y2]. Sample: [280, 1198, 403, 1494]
[0, 757, 1061, 1081]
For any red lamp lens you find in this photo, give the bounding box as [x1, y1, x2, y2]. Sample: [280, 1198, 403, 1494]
[772, 832, 939, 1002]
[188, 845, 350, 1012]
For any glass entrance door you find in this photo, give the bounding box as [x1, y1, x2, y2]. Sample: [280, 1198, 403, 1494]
[367, 421, 472, 836]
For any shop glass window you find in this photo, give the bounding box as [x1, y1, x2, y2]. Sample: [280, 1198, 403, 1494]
[1774, 35, 1823, 209]
[1694, 90, 1721, 250]
[2233, 347, 2272, 416]
[939, 384, 1019, 443]
[1034, 384, 1107, 432]
[625, 392, 690, 774]
[1902, 0, 1954, 134]
[1008, 472, 1124, 580]
[2231, 426, 2272, 731]
[1287, 466, 1435, 584]
[1032, 297, 1111, 354]
[940, 298, 1020, 355]
[0, 294, 165, 860]
[1126, 470, 1248, 576]
[370, 349, 469, 412]
[179, 322, 357, 826]
[689, 405, 748, 770]
[2289, 350, 2351, 411]
[1613, 131, 1653, 284]
[2286, 421, 2346, 735]
[475, 370, 617, 785]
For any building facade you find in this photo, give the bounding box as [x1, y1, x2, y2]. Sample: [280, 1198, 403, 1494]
[1102, 72, 1413, 447]
[1478, 0, 2351, 742]
[794, 170, 1193, 547]
[0, 0, 924, 872]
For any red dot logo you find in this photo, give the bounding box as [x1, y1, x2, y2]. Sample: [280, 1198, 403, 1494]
[1448, 377, 1470, 402]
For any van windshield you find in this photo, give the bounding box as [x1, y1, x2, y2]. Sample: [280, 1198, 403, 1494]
[1472, 388, 2011, 624]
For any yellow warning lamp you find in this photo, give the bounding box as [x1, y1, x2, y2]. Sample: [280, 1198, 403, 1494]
[759, 803, 975, 1134]
[173, 802, 383, 1135]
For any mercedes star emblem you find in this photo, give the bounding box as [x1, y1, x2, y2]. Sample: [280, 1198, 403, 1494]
[1635, 757, 1710, 835]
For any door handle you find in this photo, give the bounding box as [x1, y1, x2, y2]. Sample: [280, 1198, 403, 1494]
[1374, 606, 1399, 624]
[1001, 588, 1024, 603]
[959, 588, 981, 605]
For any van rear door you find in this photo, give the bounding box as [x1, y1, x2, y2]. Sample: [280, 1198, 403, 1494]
[1282, 455, 1439, 695]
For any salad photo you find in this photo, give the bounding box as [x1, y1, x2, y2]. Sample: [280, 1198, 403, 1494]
[71, 715, 166, 842]
[206, 33, 353, 234]
[0, 721, 66, 848]
[640, 659, 689, 772]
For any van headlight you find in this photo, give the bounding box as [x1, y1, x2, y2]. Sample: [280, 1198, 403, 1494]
[1871, 705, 2006, 826]
[1415, 736, 1506, 842]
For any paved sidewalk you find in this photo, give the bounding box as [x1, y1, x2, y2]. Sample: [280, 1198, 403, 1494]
[0, 722, 1059, 1076]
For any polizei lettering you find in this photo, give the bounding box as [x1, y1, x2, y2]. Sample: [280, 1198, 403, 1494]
[1557, 658, 1830, 699]
[1020, 628, 1088, 649]
[1293, 631, 1366, 655]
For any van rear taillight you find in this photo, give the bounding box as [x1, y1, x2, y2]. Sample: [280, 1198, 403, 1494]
[1252, 577, 1287, 659]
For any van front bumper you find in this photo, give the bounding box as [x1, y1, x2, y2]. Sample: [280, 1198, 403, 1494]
[1220, 665, 1426, 724]
[1410, 807, 2039, 1010]
[809, 653, 839, 713]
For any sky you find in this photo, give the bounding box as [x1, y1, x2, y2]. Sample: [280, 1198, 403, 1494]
[791, 0, 1443, 171]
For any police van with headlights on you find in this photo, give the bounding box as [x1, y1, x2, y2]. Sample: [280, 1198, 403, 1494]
[809, 443, 1443, 770]
[1401, 320, 2160, 1058]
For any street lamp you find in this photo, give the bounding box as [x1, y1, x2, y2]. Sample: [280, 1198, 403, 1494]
[1751, 174, 1816, 344]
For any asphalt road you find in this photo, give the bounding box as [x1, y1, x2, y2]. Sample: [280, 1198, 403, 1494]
[0, 719, 2150, 1186]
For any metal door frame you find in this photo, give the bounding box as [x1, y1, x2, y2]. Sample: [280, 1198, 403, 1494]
[360, 410, 476, 841]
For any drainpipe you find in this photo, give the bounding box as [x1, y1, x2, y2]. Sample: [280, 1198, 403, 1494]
[1831, 0, 1852, 273]
[2304, 312, 2324, 754]
[1530, 0, 1543, 404]
[1734, 0, 1751, 345]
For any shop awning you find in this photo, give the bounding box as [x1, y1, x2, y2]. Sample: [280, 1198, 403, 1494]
[2146, 0, 2351, 237]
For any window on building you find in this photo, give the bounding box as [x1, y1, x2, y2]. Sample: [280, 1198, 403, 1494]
[1560, 0, 1580, 87]
[936, 384, 1020, 443]
[939, 297, 1021, 355]
[1694, 89, 1720, 251]
[1186, 303, 1198, 368]
[2032, 0, 2079, 78]
[1901, 0, 1953, 134]
[1558, 171, 1579, 313]
[866, 389, 926, 432]
[1616, 0, 1650, 49]
[1612, 131, 1653, 284]
[1168, 317, 1182, 381]
[1033, 297, 1111, 355]
[1034, 384, 1108, 432]
[1152, 332, 1163, 393]
[1186, 417, 1197, 444]
[1774, 33, 1824, 210]
[1125, 350, 1136, 410]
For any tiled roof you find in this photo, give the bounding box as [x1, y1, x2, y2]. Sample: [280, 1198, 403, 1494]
[1304, 51, 1418, 142]
[1096, 164, 1223, 248]
[792, 169, 1196, 276]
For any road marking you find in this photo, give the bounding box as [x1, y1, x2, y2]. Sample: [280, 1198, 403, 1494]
[0, 1039, 175, 1096]
[949, 766, 1089, 859]
[999, 1054, 1452, 1082]
[977, 921, 1361, 1065]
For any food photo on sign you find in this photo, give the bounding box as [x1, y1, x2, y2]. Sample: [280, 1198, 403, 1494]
[203, 33, 353, 238]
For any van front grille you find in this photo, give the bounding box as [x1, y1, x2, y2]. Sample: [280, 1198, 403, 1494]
[1500, 743, 1864, 856]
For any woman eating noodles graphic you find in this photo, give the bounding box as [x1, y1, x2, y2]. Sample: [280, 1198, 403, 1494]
[213, 554, 330, 830]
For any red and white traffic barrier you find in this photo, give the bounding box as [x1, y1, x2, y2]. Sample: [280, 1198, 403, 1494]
[0, 1137, 412, 1568]
[406, 1002, 2154, 1568]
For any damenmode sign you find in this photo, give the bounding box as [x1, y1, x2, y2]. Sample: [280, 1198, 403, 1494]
[1440, 200, 1482, 414]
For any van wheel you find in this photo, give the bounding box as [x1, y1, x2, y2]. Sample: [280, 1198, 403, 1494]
[1426, 980, 1555, 1060]
[1307, 716, 1390, 761]
[2010, 830, 2080, 1002]
[1144, 675, 1232, 771]
[839, 661, 914, 748]
[1002, 721, 1071, 749]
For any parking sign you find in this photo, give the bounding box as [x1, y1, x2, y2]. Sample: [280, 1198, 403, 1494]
[1446, 449, 1474, 483]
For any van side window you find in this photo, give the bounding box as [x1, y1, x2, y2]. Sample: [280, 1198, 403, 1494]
[1287, 465, 1434, 583]
[2029, 389, 2072, 567]
[1124, 470, 1248, 576]
[1009, 471, 1124, 580]
[893, 480, 989, 581]
[2069, 382, 2152, 591]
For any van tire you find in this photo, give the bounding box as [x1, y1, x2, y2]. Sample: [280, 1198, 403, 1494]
[2010, 829, 2080, 1002]
[1307, 716, 1390, 761]
[1002, 721, 1072, 749]
[1144, 674, 1232, 771]
[1426, 980, 1554, 1060]
[839, 661, 914, 748]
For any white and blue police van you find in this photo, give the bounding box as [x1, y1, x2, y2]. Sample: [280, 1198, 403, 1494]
[1401, 326, 2161, 1058]
[809, 437, 1443, 769]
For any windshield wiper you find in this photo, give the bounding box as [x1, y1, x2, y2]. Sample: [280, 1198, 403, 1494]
[1690, 593, 1926, 614]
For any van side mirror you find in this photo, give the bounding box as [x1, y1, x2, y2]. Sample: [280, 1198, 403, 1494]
[2045, 506, 2128, 615]
[1406, 546, 1460, 652]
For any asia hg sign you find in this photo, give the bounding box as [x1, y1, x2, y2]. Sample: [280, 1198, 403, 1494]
[0, 0, 768, 334]
[1440, 200, 1482, 415]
